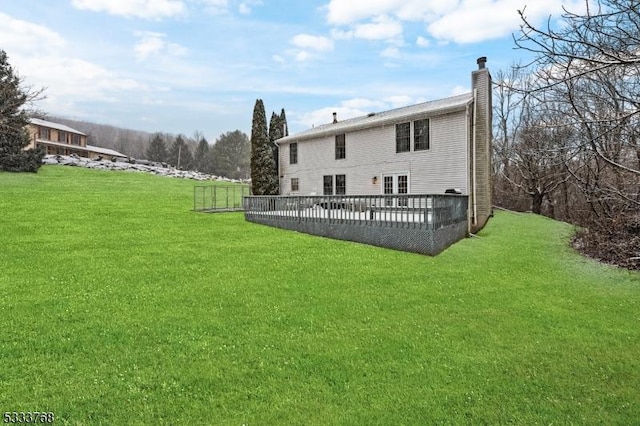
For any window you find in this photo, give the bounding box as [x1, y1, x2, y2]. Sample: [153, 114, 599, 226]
[72, 134, 81, 146]
[323, 175, 333, 195]
[39, 127, 50, 140]
[335, 134, 346, 159]
[398, 175, 408, 207]
[58, 131, 67, 143]
[384, 176, 394, 206]
[335, 174, 346, 195]
[414, 119, 430, 151]
[396, 122, 410, 153]
[291, 178, 299, 192]
[289, 143, 298, 164]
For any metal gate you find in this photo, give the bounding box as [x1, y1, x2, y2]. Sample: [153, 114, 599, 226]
[193, 185, 251, 212]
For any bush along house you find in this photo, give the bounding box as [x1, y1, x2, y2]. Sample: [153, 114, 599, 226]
[243, 57, 493, 255]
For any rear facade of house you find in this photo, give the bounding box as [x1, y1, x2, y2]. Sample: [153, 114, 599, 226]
[276, 58, 493, 232]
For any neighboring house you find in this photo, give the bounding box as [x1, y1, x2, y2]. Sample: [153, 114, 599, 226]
[276, 57, 493, 233]
[26, 118, 126, 161]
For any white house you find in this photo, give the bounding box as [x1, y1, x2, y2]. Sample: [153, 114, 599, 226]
[276, 57, 493, 232]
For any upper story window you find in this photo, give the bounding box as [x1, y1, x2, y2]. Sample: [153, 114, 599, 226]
[335, 174, 346, 195]
[396, 122, 410, 153]
[323, 175, 333, 195]
[289, 143, 298, 164]
[335, 134, 346, 160]
[58, 131, 67, 143]
[291, 178, 299, 192]
[414, 119, 430, 151]
[71, 134, 81, 146]
[39, 127, 50, 140]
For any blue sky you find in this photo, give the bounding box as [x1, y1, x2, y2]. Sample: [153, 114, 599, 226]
[0, 0, 586, 142]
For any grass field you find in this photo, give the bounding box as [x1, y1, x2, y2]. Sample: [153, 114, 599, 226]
[1, 165, 639, 425]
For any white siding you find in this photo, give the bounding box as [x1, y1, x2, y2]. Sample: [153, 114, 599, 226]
[279, 109, 469, 196]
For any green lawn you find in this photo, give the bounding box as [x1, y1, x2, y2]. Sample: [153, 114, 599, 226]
[1, 165, 639, 425]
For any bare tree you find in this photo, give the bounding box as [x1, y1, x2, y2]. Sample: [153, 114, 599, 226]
[513, 0, 640, 267]
[515, 1, 640, 180]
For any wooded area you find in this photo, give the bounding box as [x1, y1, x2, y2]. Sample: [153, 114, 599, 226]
[493, 0, 640, 269]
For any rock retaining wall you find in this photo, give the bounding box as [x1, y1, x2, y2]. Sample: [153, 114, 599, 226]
[43, 154, 246, 183]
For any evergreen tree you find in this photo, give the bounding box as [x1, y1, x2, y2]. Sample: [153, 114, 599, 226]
[280, 108, 289, 137]
[167, 135, 192, 170]
[250, 99, 278, 194]
[192, 136, 210, 172]
[145, 133, 167, 162]
[0, 50, 44, 172]
[210, 130, 250, 179]
[268, 111, 284, 187]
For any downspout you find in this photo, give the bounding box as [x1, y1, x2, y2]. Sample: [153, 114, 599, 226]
[276, 142, 281, 194]
[465, 102, 471, 234]
[472, 88, 478, 228]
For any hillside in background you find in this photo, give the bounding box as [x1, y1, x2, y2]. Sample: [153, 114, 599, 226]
[44, 115, 153, 159]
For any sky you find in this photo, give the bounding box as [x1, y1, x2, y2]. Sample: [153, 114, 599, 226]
[0, 0, 587, 143]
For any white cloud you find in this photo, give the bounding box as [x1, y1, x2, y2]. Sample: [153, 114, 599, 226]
[198, 0, 262, 15]
[0, 12, 66, 56]
[326, 0, 589, 45]
[416, 36, 430, 48]
[353, 15, 402, 40]
[342, 98, 387, 110]
[0, 13, 148, 118]
[295, 51, 313, 62]
[71, 0, 186, 20]
[291, 34, 334, 52]
[381, 46, 400, 58]
[383, 95, 419, 108]
[428, 0, 590, 43]
[330, 28, 354, 40]
[450, 85, 470, 96]
[288, 34, 335, 62]
[238, 0, 262, 14]
[134, 31, 189, 61]
[326, 0, 453, 25]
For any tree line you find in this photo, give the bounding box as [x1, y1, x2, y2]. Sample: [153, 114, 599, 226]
[145, 130, 250, 179]
[493, 0, 640, 269]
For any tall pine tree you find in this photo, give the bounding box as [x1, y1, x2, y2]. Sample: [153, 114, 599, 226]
[210, 130, 250, 179]
[192, 136, 210, 172]
[268, 109, 289, 188]
[250, 99, 278, 195]
[280, 108, 289, 137]
[167, 135, 193, 170]
[268, 112, 281, 181]
[145, 133, 167, 162]
[0, 50, 44, 172]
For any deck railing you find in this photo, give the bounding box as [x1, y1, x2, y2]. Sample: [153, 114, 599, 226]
[243, 194, 468, 231]
[243, 194, 468, 255]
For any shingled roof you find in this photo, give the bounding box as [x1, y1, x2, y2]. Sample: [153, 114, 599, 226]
[278, 92, 474, 144]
